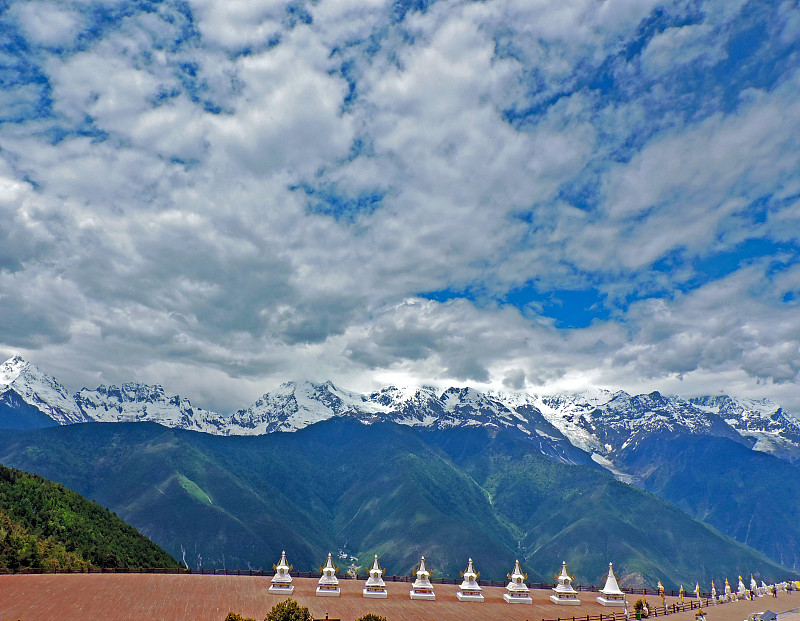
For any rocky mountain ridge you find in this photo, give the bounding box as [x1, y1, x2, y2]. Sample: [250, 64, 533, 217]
[3, 355, 799, 469]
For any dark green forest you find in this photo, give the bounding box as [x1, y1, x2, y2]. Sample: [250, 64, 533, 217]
[0, 464, 179, 570]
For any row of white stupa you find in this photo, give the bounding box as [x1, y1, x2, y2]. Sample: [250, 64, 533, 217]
[708, 576, 792, 602]
[268, 551, 628, 605]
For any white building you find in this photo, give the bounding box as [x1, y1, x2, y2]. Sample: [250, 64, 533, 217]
[596, 563, 626, 607]
[269, 551, 294, 595]
[503, 560, 532, 604]
[457, 558, 484, 602]
[363, 555, 388, 599]
[409, 556, 436, 600]
[550, 561, 581, 605]
[316, 553, 340, 597]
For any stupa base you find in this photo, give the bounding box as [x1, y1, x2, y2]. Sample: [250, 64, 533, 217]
[457, 592, 485, 602]
[550, 594, 581, 605]
[315, 587, 340, 597]
[269, 585, 294, 595]
[503, 593, 532, 604]
[410, 590, 436, 600]
[597, 596, 627, 607]
[363, 589, 388, 598]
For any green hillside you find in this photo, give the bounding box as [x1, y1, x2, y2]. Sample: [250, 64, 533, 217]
[0, 464, 179, 570]
[0, 422, 330, 571]
[617, 434, 800, 572]
[424, 428, 792, 587]
[0, 420, 794, 587]
[211, 418, 519, 577]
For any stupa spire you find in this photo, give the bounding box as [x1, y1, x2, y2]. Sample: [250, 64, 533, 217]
[409, 555, 435, 600]
[736, 576, 746, 599]
[363, 554, 387, 599]
[268, 550, 294, 594]
[503, 559, 532, 604]
[550, 561, 580, 605]
[457, 558, 484, 602]
[316, 552, 340, 597]
[597, 562, 626, 607]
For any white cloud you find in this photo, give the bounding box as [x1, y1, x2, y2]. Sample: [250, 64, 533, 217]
[11, 1, 82, 48]
[187, 0, 285, 50]
[596, 70, 800, 270]
[1, 0, 799, 414]
[47, 44, 164, 128]
[209, 27, 355, 177]
[640, 24, 727, 77]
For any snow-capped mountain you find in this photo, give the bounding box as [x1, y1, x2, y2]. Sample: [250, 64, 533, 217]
[689, 395, 800, 463]
[2, 356, 799, 468]
[529, 390, 747, 455]
[0, 355, 90, 425]
[228, 380, 387, 433]
[1, 356, 228, 433]
[74, 383, 228, 434]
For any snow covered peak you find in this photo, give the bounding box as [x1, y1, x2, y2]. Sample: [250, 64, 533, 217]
[369, 385, 439, 405]
[689, 395, 800, 461]
[440, 387, 516, 424]
[0, 354, 28, 385]
[229, 379, 385, 434]
[74, 381, 225, 433]
[0, 355, 88, 424]
[2, 356, 799, 465]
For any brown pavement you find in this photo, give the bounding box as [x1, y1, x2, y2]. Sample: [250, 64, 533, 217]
[0, 574, 797, 621]
[660, 593, 799, 621]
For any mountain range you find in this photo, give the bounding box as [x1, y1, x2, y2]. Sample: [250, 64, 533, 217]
[1, 355, 799, 582]
[2, 355, 799, 471]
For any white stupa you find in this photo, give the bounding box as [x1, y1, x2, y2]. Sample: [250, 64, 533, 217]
[550, 561, 581, 605]
[724, 578, 732, 601]
[503, 559, 532, 604]
[269, 550, 294, 594]
[737, 576, 746, 599]
[596, 562, 626, 607]
[316, 553, 340, 597]
[409, 556, 436, 600]
[750, 575, 757, 595]
[363, 555, 388, 598]
[457, 558, 484, 602]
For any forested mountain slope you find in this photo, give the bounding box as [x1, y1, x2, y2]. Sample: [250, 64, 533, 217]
[0, 464, 179, 570]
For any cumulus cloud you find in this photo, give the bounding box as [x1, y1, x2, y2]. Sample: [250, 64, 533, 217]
[10, 1, 83, 48]
[1, 0, 799, 412]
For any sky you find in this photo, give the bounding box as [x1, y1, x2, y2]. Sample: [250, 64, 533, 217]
[1, 0, 799, 413]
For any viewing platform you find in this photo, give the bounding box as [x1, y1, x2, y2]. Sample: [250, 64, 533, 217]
[1, 572, 797, 621]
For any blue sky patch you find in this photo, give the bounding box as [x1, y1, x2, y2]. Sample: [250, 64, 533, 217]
[293, 182, 387, 223]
